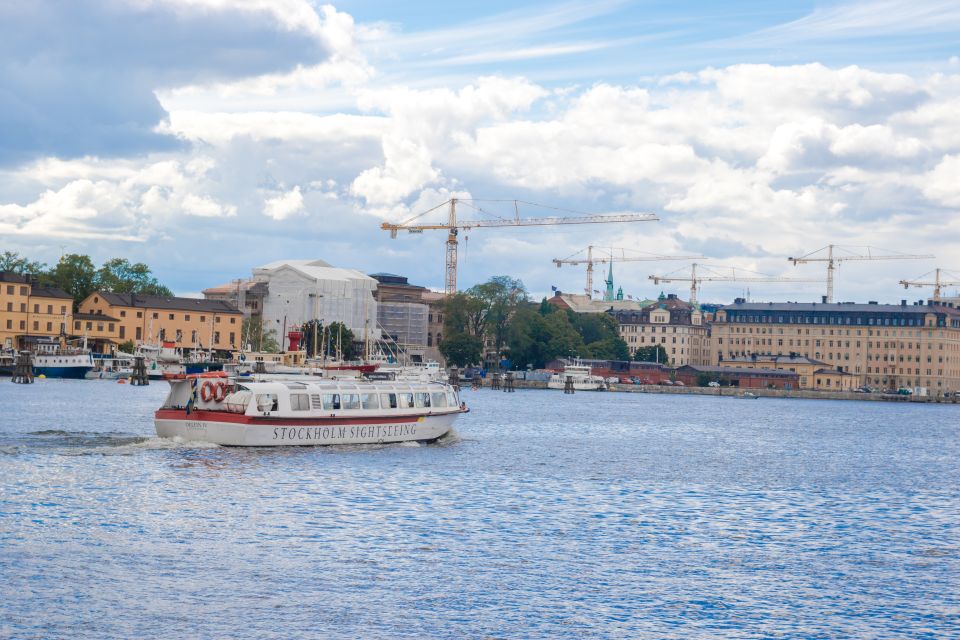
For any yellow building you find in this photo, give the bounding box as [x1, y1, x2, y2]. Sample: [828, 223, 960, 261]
[611, 294, 711, 366]
[78, 292, 243, 351]
[711, 300, 960, 394]
[1, 272, 73, 349]
[721, 354, 856, 391]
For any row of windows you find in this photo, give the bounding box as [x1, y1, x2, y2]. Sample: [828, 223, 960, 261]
[3, 285, 29, 296]
[5, 302, 68, 314]
[286, 391, 454, 412]
[727, 313, 938, 328]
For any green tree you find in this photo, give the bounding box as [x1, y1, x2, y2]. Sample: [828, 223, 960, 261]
[443, 292, 487, 337]
[439, 332, 484, 367]
[95, 258, 172, 296]
[0, 251, 47, 275]
[117, 339, 136, 354]
[467, 275, 528, 362]
[635, 344, 669, 364]
[242, 316, 279, 353]
[43, 254, 98, 309]
[324, 321, 359, 360]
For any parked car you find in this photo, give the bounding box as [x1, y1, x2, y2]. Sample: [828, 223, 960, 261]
[673, 380, 685, 386]
[897, 388, 913, 395]
[707, 381, 721, 387]
[662, 380, 673, 386]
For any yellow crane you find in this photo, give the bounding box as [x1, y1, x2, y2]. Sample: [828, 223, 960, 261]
[553, 246, 702, 299]
[899, 268, 960, 302]
[649, 263, 820, 306]
[788, 244, 934, 303]
[381, 198, 659, 295]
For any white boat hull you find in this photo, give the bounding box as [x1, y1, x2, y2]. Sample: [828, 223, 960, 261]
[155, 409, 458, 446]
[547, 379, 605, 391]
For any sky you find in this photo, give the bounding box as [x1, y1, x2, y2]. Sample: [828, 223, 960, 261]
[1, 0, 959, 303]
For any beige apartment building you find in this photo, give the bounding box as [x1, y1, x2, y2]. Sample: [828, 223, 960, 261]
[721, 354, 856, 391]
[79, 292, 243, 351]
[711, 300, 960, 394]
[1, 272, 73, 349]
[610, 294, 711, 366]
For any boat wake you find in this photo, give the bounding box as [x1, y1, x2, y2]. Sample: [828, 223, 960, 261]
[21, 430, 219, 456]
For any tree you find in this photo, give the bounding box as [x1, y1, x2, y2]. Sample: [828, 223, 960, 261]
[635, 344, 669, 364]
[439, 332, 484, 367]
[117, 339, 136, 354]
[0, 251, 46, 275]
[467, 276, 528, 361]
[443, 292, 488, 337]
[325, 321, 359, 360]
[242, 317, 279, 353]
[43, 254, 98, 309]
[96, 258, 172, 296]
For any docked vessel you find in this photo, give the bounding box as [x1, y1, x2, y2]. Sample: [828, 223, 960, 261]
[547, 361, 607, 391]
[155, 373, 467, 446]
[26, 339, 94, 379]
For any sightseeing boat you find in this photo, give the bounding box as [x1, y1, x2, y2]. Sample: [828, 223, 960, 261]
[546, 360, 607, 391]
[155, 373, 468, 446]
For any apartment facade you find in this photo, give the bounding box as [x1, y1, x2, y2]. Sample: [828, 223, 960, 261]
[711, 300, 960, 393]
[1, 272, 73, 349]
[79, 292, 243, 351]
[721, 354, 856, 391]
[610, 294, 711, 366]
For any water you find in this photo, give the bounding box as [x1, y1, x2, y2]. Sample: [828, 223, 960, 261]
[1, 381, 958, 639]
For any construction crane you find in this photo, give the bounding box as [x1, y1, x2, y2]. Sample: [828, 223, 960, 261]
[381, 198, 659, 295]
[648, 263, 820, 306]
[553, 246, 702, 299]
[788, 244, 934, 303]
[899, 268, 960, 302]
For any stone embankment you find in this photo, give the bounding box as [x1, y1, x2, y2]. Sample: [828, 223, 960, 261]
[463, 378, 957, 403]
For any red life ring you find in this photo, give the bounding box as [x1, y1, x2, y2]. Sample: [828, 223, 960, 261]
[200, 380, 215, 402]
[213, 381, 228, 402]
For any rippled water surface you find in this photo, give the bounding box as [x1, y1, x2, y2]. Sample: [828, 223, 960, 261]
[1, 381, 959, 638]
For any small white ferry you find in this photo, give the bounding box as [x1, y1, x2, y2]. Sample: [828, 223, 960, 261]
[547, 361, 607, 391]
[155, 373, 468, 446]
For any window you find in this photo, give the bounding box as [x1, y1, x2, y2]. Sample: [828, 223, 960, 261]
[19, 286, 27, 296]
[361, 393, 380, 409]
[168, 313, 174, 320]
[185, 315, 190, 321]
[214, 331, 220, 344]
[60, 306, 66, 314]
[46, 322, 52, 332]
[109, 323, 114, 332]
[215, 316, 221, 323]
[47, 304, 52, 314]
[74, 321, 80, 330]
[136, 327, 142, 340]
[431, 392, 447, 408]
[229, 332, 235, 345]
[86, 322, 92, 330]
[136, 311, 142, 318]
[191, 330, 197, 343]
[398, 393, 415, 408]
[33, 321, 39, 330]
[152, 312, 158, 319]
[230, 317, 236, 324]
[290, 394, 310, 411]
[322, 394, 341, 410]
[342, 394, 360, 410]
[5, 285, 11, 294]
[380, 393, 398, 409]
[4, 320, 10, 329]
[415, 392, 431, 408]
[34, 304, 39, 313]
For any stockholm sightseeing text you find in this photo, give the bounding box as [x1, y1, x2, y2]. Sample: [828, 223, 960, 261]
[273, 424, 418, 441]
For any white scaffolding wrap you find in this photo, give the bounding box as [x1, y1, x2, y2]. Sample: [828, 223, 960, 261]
[254, 260, 379, 339]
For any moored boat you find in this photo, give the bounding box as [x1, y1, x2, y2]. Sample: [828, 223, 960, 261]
[547, 360, 607, 391]
[155, 373, 468, 446]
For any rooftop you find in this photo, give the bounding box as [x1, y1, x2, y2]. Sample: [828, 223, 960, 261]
[92, 292, 241, 313]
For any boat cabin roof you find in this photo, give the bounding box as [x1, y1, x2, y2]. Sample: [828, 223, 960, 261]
[236, 379, 451, 395]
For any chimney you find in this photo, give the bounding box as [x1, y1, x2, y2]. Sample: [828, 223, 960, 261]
[901, 299, 907, 306]
[821, 295, 828, 304]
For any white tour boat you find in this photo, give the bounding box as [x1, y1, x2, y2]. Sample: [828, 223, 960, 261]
[547, 361, 607, 391]
[155, 373, 468, 446]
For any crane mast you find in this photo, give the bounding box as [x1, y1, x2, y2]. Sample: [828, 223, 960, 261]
[382, 198, 659, 295]
[900, 268, 960, 302]
[788, 244, 934, 303]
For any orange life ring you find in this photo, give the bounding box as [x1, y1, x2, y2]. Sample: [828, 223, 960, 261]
[200, 380, 215, 402]
[213, 381, 228, 402]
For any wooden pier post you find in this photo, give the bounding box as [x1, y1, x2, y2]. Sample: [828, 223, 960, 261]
[130, 355, 149, 386]
[448, 367, 460, 391]
[503, 372, 514, 392]
[12, 351, 33, 384]
[490, 373, 500, 390]
[564, 375, 575, 394]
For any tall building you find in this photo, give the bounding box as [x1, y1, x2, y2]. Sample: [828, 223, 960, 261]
[202, 279, 268, 318]
[253, 259, 378, 344]
[711, 299, 960, 393]
[610, 293, 711, 366]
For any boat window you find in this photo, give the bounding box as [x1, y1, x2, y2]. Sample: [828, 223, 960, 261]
[361, 393, 380, 410]
[290, 393, 310, 411]
[398, 392, 415, 408]
[380, 393, 398, 409]
[256, 394, 279, 412]
[342, 394, 361, 410]
[431, 392, 447, 408]
[415, 392, 431, 408]
[322, 394, 341, 410]
[446, 391, 457, 407]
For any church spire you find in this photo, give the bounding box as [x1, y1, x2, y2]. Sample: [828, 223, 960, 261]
[604, 261, 615, 301]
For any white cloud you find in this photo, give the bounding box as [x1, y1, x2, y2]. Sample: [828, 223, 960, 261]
[921, 155, 960, 207]
[263, 186, 305, 220]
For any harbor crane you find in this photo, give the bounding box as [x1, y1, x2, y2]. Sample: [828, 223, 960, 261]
[788, 244, 934, 303]
[648, 263, 820, 306]
[899, 268, 960, 302]
[381, 198, 659, 295]
[553, 246, 702, 299]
